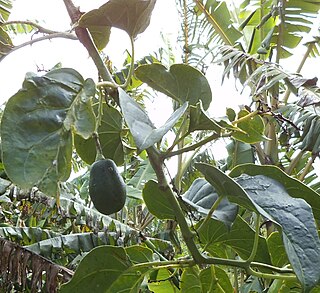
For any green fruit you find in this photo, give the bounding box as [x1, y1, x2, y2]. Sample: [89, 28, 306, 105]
[89, 159, 126, 215]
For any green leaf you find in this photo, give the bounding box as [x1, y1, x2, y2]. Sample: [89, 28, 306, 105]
[64, 78, 96, 139]
[195, 163, 256, 212]
[229, 164, 320, 223]
[60, 246, 132, 293]
[1, 68, 95, 196]
[143, 180, 175, 220]
[119, 88, 188, 151]
[200, 266, 233, 292]
[104, 246, 154, 293]
[180, 266, 234, 292]
[226, 140, 254, 169]
[267, 232, 289, 268]
[188, 102, 221, 133]
[79, 0, 156, 38]
[88, 25, 111, 51]
[148, 269, 177, 292]
[135, 63, 212, 110]
[232, 109, 268, 143]
[181, 267, 202, 292]
[182, 178, 238, 228]
[197, 215, 271, 263]
[234, 174, 320, 291]
[74, 104, 124, 166]
[125, 245, 153, 264]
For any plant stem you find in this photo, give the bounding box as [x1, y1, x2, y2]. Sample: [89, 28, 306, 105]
[121, 36, 135, 89]
[282, 43, 314, 104]
[299, 154, 316, 181]
[164, 133, 220, 159]
[232, 110, 260, 126]
[245, 213, 260, 263]
[1, 32, 77, 60]
[62, 0, 116, 85]
[197, 196, 224, 232]
[146, 147, 205, 263]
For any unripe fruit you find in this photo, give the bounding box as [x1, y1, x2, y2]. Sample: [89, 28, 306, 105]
[89, 159, 126, 215]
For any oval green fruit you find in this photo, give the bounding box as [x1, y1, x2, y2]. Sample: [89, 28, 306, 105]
[89, 159, 126, 215]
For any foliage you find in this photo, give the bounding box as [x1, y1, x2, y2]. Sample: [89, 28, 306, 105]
[1, 0, 320, 292]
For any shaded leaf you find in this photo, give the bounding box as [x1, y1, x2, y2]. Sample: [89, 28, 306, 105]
[182, 178, 238, 228]
[229, 164, 320, 223]
[88, 25, 111, 51]
[60, 246, 132, 293]
[135, 63, 212, 110]
[188, 102, 221, 133]
[234, 174, 320, 291]
[143, 180, 175, 220]
[119, 88, 188, 151]
[267, 232, 289, 268]
[74, 104, 124, 166]
[197, 215, 271, 263]
[79, 0, 156, 38]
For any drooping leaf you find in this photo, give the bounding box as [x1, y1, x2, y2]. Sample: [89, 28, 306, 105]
[1, 68, 96, 197]
[143, 180, 175, 220]
[148, 269, 177, 292]
[135, 63, 212, 110]
[60, 246, 132, 293]
[79, 0, 156, 38]
[234, 173, 320, 291]
[119, 88, 188, 151]
[125, 245, 153, 264]
[195, 163, 256, 212]
[182, 178, 238, 228]
[74, 104, 124, 166]
[188, 102, 221, 133]
[229, 163, 320, 223]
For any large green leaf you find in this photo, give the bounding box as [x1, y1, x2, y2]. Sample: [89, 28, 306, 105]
[74, 104, 124, 166]
[119, 88, 188, 151]
[135, 63, 212, 110]
[234, 174, 320, 291]
[1, 68, 96, 197]
[79, 0, 156, 38]
[229, 164, 320, 223]
[143, 180, 175, 220]
[197, 163, 320, 290]
[60, 246, 132, 293]
[182, 178, 238, 228]
[197, 215, 271, 263]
